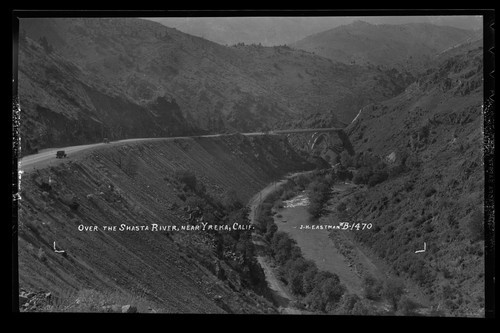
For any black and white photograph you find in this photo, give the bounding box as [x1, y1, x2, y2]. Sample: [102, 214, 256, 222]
[12, 10, 494, 317]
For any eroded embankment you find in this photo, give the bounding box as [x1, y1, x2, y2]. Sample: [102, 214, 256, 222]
[17, 134, 312, 313]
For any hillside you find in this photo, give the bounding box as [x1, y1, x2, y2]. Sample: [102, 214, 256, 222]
[291, 21, 479, 73]
[17, 134, 313, 313]
[18, 18, 413, 153]
[336, 40, 485, 316]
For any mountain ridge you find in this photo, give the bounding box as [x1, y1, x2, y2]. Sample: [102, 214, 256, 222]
[291, 21, 479, 73]
[18, 17, 413, 153]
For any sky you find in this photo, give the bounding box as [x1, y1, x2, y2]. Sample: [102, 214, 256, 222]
[146, 16, 483, 46]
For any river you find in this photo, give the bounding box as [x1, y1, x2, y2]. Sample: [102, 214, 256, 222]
[276, 185, 364, 297]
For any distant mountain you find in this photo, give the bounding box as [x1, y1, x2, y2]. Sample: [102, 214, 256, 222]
[291, 21, 479, 73]
[147, 16, 483, 46]
[18, 18, 412, 153]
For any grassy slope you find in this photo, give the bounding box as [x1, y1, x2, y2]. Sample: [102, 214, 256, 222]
[17, 135, 312, 313]
[340, 42, 485, 316]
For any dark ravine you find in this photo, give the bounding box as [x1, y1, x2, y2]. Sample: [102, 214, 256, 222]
[17, 135, 314, 313]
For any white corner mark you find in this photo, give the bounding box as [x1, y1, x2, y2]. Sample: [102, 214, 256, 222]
[415, 242, 426, 253]
[53, 241, 65, 254]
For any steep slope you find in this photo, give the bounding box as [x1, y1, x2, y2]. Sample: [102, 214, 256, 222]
[17, 134, 313, 313]
[291, 21, 479, 73]
[339, 41, 485, 316]
[18, 18, 412, 153]
[18, 37, 197, 155]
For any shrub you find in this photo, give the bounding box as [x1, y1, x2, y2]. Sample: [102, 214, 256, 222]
[271, 232, 296, 265]
[412, 260, 434, 287]
[418, 124, 430, 140]
[382, 278, 405, 311]
[37, 248, 47, 262]
[321, 277, 345, 311]
[61, 194, 79, 210]
[273, 199, 284, 210]
[367, 170, 388, 187]
[336, 167, 353, 181]
[294, 173, 312, 189]
[174, 170, 197, 191]
[351, 299, 371, 315]
[388, 164, 405, 178]
[467, 208, 484, 242]
[185, 196, 206, 211]
[307, 181, 330, 218]
[404, 181, 414, 192]
[424, 223, 434, 233]
[39, 181, 52, 192]
[222, 189, 243, 211]
[363, 275, 383, 300]
[338, 294, 360, 313]
[123, 153, 139, 177]
[353, 167, 373, 185]
[424, 186, 437, 197]
[265, 223, 278, 242]
[397, 296, 419, 315]
[302, 267, 319, 294]
[337, 202, 347, 212]
[340, 151, 353, 168]
[303, 274, 344, 313]
[280, 190, 295, 201]
[194, 182, 207, 195]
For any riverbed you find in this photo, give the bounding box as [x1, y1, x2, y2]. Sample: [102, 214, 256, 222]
[275, 184, 364, 296]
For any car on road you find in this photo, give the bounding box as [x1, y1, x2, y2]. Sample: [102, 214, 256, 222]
[103, 138, 110, 143]
[56, 150, 67, 158]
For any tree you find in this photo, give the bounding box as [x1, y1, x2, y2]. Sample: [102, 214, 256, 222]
[353, 167, 373, 185]
[337, 202, 347, 212]
[175, 170, 197, 191]
[351, 299, 371, 315]
[382, 278, 405, 311]
[271, 232, 296, 265]
[367, 170, 388, 187]
[265, 223, 278, 242]
[307, 181, 330, 218]
[289, 273, 305, 296]
[321, 277, 345, 312]
[363, 274, 383, 300]
[222, 189, 243, 211]
[397, 296, 419, 315]
[340, 150, 353, 168]
[302, 266, 319, 294]
[338, 294, 360, 314]
[336, 166, 353, 181]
